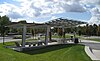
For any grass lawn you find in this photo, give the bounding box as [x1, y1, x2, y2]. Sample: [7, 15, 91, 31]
[52, 34, 73, 38]
[52, 34, 81, 39]
[80, 36, 100, 42]
[83, 38, 100, 42]
[0, 43, 92, 61]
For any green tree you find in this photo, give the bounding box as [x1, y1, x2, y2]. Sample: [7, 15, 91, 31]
[0, 15, 11, 45]
[77, 26, 82, 36]
[18, 20, 27, 24]
[85, 24, 90, 36]
[90, 25, 93, 36]
[93, 24, 98, 36]
[58, 28, 63, 37]
[0, 15, 11, 36]
[97, 25, 100, 36]
[0, 16, 1, 20]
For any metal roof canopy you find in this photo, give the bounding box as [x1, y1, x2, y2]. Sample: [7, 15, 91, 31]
[8, 23, 48, 28]
[8, 18, 87, 28]
[46, 18, 87, 27]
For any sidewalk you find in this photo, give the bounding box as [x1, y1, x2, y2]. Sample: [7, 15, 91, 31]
[0, 38, 21, 43]
[80, 40, 100, 60]
[92, 49, 100, 59]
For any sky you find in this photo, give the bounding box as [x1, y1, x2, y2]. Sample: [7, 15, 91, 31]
[0, 0, 100, 24]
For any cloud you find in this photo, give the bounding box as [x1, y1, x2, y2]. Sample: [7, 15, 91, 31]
[62, 2, 86, 12]
[81, 0, 100, 24]
[8, 12, 23, 19]
[0, 0, 83, 23]
[0, 2, 22, 18]
[88, 8, 100, 24]
[0, 0, 100, 24]
[81, 0, 100, 5]
[50, 16, 58, 20]
[0, 0, 86, 15]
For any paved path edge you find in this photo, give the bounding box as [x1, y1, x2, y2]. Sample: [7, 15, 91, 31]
[85, 46, 100, 60]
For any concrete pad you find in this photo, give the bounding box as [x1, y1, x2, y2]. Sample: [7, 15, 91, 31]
[92, 49, 100, 59]
[48, 42, 58, 45]
[85, 46, 100, 60]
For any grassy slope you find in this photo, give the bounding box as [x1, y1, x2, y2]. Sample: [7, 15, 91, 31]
[0, 43, 91, 61]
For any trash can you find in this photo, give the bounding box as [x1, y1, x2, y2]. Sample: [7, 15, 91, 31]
[74, 38, 79, 44]
[71, 36, 73, 42]
[71, 36, 73, 38]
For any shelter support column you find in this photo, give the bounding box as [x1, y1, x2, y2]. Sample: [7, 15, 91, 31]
[62, 26, 65, 38]
[22, 25, 26, 47]
[62, 26, 65, 43]
[45, 26, 50, 45]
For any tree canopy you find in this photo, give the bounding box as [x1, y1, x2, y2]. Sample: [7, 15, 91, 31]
[0, 15, 11, 36]
[18, 20, 27, 24]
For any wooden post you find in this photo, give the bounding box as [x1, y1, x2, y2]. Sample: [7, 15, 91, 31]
[22, 25, 26, 47]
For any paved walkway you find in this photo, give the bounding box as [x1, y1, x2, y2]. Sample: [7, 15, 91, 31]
[80, 40, 100, 50]
[80, 40, 100, 60]
[0, 36, 22, 43]
[92, 49, 100, 59]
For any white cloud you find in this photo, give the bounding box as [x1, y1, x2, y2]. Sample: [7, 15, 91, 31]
[0, 2, 22, 18]
[81, 0, 100, 24]
[50, 16, 58, 20]
[62, 2, 86, 12]
[88, 8, 100, 24]
[0, 0, 84, 23]
[81, 0, 100, 5]
[0, 0, 100, 24]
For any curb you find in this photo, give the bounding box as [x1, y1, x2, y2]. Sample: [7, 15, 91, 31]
[85, 46, 100, 60]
